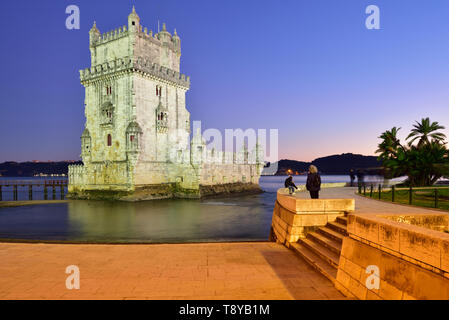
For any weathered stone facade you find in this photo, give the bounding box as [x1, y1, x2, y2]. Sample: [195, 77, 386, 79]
[68, 7, 264, 200]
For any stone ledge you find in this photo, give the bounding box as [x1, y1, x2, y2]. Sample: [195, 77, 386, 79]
[270, 189, 355, 244]
[277, 188, 355, 214]
[337, 237, 449, 300]
[347, 212, 449, 273]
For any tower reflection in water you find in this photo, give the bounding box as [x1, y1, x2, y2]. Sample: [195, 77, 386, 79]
[67, 195, 272, 243]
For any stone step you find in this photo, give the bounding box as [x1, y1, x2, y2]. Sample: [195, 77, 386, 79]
[336, 216, 348, 226]
[290, 242, 337, 284]
[299, 238, 340, 268]
[307, 232, 342, 255]
[317, 226, 344, 243]
[327, 221, 348, 235]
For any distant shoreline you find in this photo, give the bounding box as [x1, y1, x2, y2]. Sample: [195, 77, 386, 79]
[0, 153, 381, 177]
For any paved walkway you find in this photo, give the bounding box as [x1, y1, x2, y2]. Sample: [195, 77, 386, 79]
[0, 242, 346, 300]
[296, 187, 446, 215]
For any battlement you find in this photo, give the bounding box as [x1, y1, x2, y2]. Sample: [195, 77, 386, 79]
[91, 26, 129, 46]
[91, 23, 180, 54]
[79, 56, 190, 88]
[138, 27, 181, 53]
[194, 147, 264, 165]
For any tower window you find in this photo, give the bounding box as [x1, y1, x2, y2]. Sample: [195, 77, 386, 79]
[156, 85, 162, 97]
[107, 134, 112, 146]
[132, 21, 135, 26]
[126, 122, 142, 152]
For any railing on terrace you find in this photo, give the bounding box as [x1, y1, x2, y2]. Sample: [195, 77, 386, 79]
[357, 183, 449, 210]
[0, 180, 68, 201]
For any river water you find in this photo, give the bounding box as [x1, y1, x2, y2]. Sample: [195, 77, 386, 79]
[0, 175, 383, 243]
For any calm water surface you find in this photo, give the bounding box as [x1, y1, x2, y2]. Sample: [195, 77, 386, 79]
[0, 175, 379, 243]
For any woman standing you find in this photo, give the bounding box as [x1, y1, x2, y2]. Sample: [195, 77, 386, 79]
[306, 165, 321, 199]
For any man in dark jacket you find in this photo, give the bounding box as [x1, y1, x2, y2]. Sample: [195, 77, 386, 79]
[306, 165, 321, 199]
[284, 175, 298, 195]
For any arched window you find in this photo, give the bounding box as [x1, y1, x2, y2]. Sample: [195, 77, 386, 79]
[156, 102, 168, 133]
[101, 102, 114, 125]
[156, 85, 162, 97]
[107, 134, 112, 146]
[126, 122, 142, 152]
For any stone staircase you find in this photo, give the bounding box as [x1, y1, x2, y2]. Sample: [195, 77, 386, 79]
[290, 215, 348, 284]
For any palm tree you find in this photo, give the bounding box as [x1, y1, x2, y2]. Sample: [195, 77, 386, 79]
[376, 127, 402, 160]
[382, 142, 448, 186]
[406, 117, 446, 147]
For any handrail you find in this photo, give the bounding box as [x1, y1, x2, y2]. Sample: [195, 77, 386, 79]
[358, 183, 449, 209]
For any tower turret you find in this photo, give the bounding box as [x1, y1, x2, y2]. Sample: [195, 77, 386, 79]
[157, 23, 172, 43]
[172, 29, 181, 53]
[89, 21, 101, 46]
[128, 5, 140, 32]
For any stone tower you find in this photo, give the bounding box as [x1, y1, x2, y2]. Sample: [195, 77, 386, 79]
[68, 7, 264, 200]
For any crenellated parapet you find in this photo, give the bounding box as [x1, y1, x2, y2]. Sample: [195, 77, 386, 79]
[91, 26, 129, 47]
[90, 22, 180, 54]
[192, 147, 262, 165]
[91, 26, 180, 51]
[79, 56, 190, 88]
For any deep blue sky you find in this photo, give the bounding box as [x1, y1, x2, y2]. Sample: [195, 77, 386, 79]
[2, 0, 449, 162]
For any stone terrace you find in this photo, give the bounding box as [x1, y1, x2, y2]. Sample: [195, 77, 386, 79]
[0, 242, 345, 300]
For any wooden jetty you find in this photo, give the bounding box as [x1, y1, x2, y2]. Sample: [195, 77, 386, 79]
[0, 180, 68, 201]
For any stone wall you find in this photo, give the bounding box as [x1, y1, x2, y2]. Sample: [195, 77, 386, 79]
[335, 213, 449, 299]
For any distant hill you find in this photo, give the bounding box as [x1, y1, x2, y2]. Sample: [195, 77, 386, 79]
[0, 153, 381, 177]
[267, 153, 382, 175]
[0, 161, 82, 177]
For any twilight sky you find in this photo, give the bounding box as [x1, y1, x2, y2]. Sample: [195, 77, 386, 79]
[2, 0, 449, 162]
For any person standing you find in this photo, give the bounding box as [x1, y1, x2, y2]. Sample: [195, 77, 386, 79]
[306, 165, 321, 199]
[356, 169, 365, 186]
[349, 169, 356, 187]
[284, 174, 298, 195]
